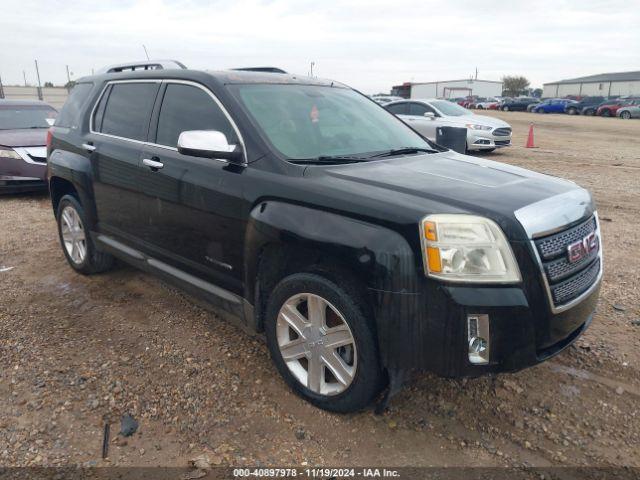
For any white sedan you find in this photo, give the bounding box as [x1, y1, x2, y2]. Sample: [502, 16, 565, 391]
[385, 98, 512, 152]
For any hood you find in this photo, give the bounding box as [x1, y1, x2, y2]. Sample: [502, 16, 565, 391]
[443, 113, 510, 129]
[304, 151, 589, 241]
[0, 128, 48, 148]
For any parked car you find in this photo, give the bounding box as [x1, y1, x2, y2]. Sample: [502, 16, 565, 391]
[370, 94, 404, 105]
[0, 99, 57, 193]
[617, 105, 640, 119]
[48, 63, 602, 413]
[532, 99, 577, 114]
[500, 97, 539, 112]
[385, 99, 512, 152]
[475, 98, 500, 110]
[564, 96, 607, 115]
[596, 98, 640, 117]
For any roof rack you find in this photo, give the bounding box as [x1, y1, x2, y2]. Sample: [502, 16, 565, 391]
[98, 60, 187, 74]
[232, 67, 287, 74]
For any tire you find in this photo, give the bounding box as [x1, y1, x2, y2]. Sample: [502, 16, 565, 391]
[567, 107, 577, 115]
[583, 108, 594, 116]
[502, 106, 509, 111]
[620, 111, 631, 120]
[600, 109, 611, 117]
[56, 195, 114, 275]
[265, 272, 384, 413]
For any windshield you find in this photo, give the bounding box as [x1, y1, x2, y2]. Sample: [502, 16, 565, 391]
[430, 100, 470, 117]
[0, 106, 57, 130]
[231, 84, 434, 160]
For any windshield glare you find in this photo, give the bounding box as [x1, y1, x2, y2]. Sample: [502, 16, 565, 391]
[430, 100, 470, 117]
[232, 84, 433, 160]
[0, 106, 57, 130]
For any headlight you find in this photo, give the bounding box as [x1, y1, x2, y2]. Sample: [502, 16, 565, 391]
[0, 148, 22, 160]
[419, 214, 521, 283]
[465, 124, 493, 131]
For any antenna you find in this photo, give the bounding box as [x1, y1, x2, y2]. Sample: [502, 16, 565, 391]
[142, 45, 150, 60]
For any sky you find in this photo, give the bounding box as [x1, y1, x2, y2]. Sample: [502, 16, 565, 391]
[1, 0, 639, 94]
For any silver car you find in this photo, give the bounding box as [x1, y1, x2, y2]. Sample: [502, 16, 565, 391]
[385, 98, 512, 152]
[617, 105, 640, 119]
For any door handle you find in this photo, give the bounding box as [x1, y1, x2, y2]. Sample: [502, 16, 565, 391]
[142, 158, 164, 170]
[82, 143, 96, 153]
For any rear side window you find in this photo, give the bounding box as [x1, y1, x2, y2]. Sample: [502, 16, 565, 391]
[100, 82, 159, 141]
[155, 83, 236, 147]
[55, 82, 93, 129]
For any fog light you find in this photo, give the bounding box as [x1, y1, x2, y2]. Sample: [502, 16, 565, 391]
[467, 314, 490, 364]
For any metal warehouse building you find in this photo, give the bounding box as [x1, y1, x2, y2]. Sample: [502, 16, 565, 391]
[391, 78, 503, 99]
[543, 71, 640, 98]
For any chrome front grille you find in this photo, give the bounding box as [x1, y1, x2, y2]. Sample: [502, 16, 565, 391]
[534, 215, 601, 308]
[536, 217, 597, 260]
[493, 127, 512, 136]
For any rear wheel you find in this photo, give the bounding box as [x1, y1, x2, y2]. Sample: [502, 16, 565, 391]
[584, 108, 595, 116]
[620, 111, 631, 119]
[265, 273, 383, 412]
[56, 195, 114, 275]
[567, 107, 578, 115]
[502, 106, 509, 111]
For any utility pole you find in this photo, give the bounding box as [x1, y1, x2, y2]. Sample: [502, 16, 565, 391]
[475, 67, 478, 80]
[142, 45, 150, 60]
[310, 61, 315, 77]
[23, 70, 28, 86]
[66, 65, 71, 84]
[0, 75, 5, 99]
[34, 60, 43, 100]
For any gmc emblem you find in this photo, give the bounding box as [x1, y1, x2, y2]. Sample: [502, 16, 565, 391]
[567, 232, 598, 263]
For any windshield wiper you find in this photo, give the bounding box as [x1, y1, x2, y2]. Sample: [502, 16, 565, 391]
[368, 147, 438, 158]
[290, 155, 369, 165]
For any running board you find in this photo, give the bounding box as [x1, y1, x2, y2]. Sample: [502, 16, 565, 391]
[95, 234, 243, 310]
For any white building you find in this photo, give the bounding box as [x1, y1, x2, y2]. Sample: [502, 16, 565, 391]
[543, 71, 640, 98]
[392, 78, 503, 99]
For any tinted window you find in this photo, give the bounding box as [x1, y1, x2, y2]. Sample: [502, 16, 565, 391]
[409, 103, 435, 116]
[386, 103, 408, 115]
[101, 83, 159, 141]
[55, 82, 93, 128]
[156, 83, 236, 147]
[92, 85, 111, 132]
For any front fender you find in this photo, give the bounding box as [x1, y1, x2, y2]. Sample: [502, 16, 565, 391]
[244, 200, 421, 298]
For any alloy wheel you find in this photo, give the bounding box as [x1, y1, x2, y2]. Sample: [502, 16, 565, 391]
[276, 293, 357, 396]
[61, 205, 87, 265]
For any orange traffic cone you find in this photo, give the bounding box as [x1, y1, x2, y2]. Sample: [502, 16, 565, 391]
[525, 123, 536, 148]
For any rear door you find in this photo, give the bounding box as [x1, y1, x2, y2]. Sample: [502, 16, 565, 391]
[137, 81, 247, 295]
[88, 81, 160, 240]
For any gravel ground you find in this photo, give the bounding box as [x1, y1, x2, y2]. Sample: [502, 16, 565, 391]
[0, 111, 639, 470]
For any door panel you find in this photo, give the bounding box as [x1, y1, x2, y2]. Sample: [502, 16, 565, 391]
[138, 146, 246, 294]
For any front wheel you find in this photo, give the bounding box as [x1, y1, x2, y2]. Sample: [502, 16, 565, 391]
[56, 195, 114, 274]
[265, 273, 384, 412]
[502, 106, 509, 111]
[567, 107, 577, 115]
[600, 109, 611, 117]
[620, 111, 631, 119]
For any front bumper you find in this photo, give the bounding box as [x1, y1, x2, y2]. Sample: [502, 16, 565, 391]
[370, 275, 599, 377]
[0, 151, 47, 193]
[467, 130, 512, 150]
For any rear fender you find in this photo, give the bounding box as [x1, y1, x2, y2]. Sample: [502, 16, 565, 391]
[48, 149, 97, 225]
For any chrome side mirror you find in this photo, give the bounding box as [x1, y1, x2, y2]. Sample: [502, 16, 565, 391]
[177, 130, 243, 163]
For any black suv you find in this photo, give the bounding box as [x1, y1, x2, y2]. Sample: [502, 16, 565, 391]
[47, 62, 602, 412]
[565, 96, 607, 115]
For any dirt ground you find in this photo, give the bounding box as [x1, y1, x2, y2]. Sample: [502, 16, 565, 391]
[1, 111, 639, 472]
